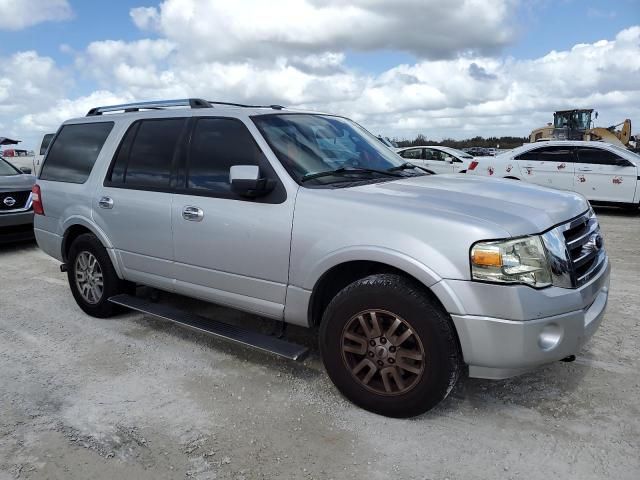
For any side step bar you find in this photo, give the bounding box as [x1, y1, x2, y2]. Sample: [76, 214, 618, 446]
[108, 294, 309, 361]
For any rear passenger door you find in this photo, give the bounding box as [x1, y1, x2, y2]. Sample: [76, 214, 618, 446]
[93, 118, 187, 289]
[514, 145, 575, 191]
[574, 146, 637, 202]
[171, 117, 294, 319]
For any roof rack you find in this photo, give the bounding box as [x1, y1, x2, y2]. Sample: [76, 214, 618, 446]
[207, 101, 285, 110]
[86, 98, 211, 116]
[85, 98, 287, 117]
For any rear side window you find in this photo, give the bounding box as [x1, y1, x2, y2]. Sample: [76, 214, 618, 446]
[40, 122, 113, 183]
[576, 147, 624, 165]
[515, 146, 574, 162]
[107, 118, 186, 189]
[400, 148, 423, 160]
[186, 118, 262, 195]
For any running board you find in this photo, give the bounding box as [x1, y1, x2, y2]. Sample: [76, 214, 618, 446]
[108, 294, 308, 361]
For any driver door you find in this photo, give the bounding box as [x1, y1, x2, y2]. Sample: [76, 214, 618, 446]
[171, 117, 294, 319]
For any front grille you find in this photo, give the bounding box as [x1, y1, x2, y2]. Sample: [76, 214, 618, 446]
[562, 211, 606, 287]
[0, 190, 31, 211]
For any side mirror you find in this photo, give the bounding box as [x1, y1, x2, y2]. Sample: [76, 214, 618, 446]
[229, 165, 275, 198]
[20, 167, 32, 174]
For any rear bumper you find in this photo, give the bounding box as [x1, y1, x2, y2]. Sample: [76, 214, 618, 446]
[444, 259, 610, 379]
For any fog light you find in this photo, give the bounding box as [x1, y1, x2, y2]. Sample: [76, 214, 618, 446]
[538, 324, 563, 351]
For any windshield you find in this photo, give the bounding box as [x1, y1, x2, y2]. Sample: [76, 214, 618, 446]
[0, 156, 20, 176]
[607, 143, 640, 162]
[253, 114, 409, 185]
[440, 147, 473, 159]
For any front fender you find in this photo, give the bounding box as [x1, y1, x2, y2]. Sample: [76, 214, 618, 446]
[301, 246, 443, 291]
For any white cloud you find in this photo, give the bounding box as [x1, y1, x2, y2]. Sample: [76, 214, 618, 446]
[0, 0, 72, 30]
[133, 0, 516, 60]
[2, 9, 639, 150]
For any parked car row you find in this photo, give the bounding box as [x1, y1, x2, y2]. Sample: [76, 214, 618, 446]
[466, 141, 640, 208]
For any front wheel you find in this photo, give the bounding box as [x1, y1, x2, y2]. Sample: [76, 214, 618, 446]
[67, 233, 128, 318]
[319, 274, 462, 417]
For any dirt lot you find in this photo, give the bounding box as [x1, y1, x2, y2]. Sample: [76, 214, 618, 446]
[1, 208, 639, 480]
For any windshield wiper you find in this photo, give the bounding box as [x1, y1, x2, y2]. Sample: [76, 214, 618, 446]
[301, 167, 402, 183]
[387, 162, 432, 174]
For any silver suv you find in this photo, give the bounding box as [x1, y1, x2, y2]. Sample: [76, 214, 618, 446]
[34, 99, 610, 417]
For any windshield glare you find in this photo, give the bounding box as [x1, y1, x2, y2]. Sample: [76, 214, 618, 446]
[253, 114, 406, 184]
[0, 157, 20, 176]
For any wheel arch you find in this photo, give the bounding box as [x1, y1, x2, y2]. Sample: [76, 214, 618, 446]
[61, 218, 123, 279]
[306, 252, 447, 328]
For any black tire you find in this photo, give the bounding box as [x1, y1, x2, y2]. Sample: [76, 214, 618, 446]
[67, 233, 127, 318]
[319, 274, 462, 418]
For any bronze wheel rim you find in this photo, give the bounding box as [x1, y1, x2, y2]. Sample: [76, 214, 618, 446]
[340, 309, 426, 396]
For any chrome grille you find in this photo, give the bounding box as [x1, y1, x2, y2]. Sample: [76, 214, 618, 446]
[0, 190, 31, 212]
[562, 211, 606, 287]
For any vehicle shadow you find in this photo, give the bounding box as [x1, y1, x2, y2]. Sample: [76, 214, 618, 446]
[0, 238, 37, 255]
[123, 289, 594, 419]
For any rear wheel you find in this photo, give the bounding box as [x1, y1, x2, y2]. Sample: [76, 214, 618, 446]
[67, 233, 127, 318]
[319, 274, 462, 417]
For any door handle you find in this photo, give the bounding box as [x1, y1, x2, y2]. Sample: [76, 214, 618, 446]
[98, 196, 114, 209]
[182, 206, 204, 222]
[577, 168, 592, 172]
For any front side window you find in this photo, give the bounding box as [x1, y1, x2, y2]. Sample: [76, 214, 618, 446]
[40, 122, 114, 183]
[108, 118, 186, 189]
[516, 146, 574, 162]
[186, 118, 262, 194]
[253, 114, 410, 185]
[576, 147, 624, 165]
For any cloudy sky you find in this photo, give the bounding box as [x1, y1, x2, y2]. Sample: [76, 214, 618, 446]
[1, 0, 639, 149]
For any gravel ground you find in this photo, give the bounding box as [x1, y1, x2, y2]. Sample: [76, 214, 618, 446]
[1, 208, 639, 480]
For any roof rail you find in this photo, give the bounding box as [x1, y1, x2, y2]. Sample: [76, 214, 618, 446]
[207, 101, 285, 110]
[86, 98, 211, 116]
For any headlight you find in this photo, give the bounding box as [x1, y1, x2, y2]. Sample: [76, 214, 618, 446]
[470, 236, 552, 288]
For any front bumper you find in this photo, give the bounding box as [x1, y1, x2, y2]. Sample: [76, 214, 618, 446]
[443, 258, 610, 379]
[0, 211, 34, 243]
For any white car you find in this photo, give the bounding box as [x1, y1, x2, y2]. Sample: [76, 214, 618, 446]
[466, 140, 640, 207]
[396, 145, 475, 174]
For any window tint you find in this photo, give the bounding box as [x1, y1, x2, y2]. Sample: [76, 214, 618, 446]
[39, 134, 55, 156]
[109, 118, 185, 189]
[186, 118, 262, 194]
[40, 122, 113, 183]
[576, 147, 625, 165]
[516, 146, 574, 162]
[400, 148, 423, 160]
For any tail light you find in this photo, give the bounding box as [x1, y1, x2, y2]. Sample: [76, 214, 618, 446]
[468, 160, 479, 171]
[32, 184, 44, 215]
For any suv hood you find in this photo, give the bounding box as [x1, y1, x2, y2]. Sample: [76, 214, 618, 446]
[0, 174, 36, 192]
[347, 174, 589, 236]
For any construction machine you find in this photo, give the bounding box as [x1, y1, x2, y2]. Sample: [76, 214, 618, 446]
[530, 109, 634, 149]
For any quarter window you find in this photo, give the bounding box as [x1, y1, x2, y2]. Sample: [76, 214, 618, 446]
[516, 146, 575, 162]
[186, 118, 262, 195]
[40, 122, 114, 183]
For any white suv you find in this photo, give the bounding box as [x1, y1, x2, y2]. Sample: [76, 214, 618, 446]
[467, 141, 640, 208]
[33, 99, 610, 417]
